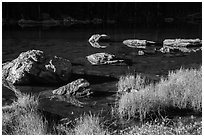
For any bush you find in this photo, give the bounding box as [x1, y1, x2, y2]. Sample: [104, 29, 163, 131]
[117, 67, 202, 121]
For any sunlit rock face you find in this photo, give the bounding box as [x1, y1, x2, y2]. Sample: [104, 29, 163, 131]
[123, 39, 156, 48]
[2, 50, 72, 85]
[89, 34, 111, 43]
[163, 38, 202, 47]
[52, 78, 91, 96]
[160, 39, 202, 54]
[86, 52, 125, 65]
[88, 34, 111, 48]
[160, 46, 202, 54]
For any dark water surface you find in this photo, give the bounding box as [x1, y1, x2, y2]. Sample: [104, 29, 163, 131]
[2, 24, 202, 119]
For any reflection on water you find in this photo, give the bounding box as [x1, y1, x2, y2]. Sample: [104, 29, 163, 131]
[2, 24, 202, 118]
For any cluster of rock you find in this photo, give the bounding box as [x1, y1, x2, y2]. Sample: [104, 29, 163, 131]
[3, 50, 72, 85]
[17, 18, 116, 28]
[121, 38, 202, 55]
[88, 34, 201, 57]
[87, 34, 202, 61]
[160, 39, 202, 54]
[2, 50, 95, 107]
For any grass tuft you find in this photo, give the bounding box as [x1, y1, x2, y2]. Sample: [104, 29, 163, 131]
[157, 67, 202, 112]
[13, 93, 39, 112]
[2, 93, 48, 135]
[117, 74, 146, 94]
[74, 113, 109, 135]
[117, 67, 202, 121]
[12, 111, 47, 135]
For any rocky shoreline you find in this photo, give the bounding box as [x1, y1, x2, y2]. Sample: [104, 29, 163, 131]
[2, 35, 202, 118]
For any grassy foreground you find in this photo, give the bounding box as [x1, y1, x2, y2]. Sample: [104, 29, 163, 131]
[2, 67, 202, 135]
[2, 94, 48, 135]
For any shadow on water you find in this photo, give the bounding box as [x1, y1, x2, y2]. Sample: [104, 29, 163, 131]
[70, 73, 118, 84]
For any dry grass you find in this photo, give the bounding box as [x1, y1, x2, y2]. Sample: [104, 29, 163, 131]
[74, 113, 109, 135]
[157, 67, 202, 112]
[117, 74, 146, 94]
[56, 113, 109, 135]
[12, 111, 47, 135]
[2, 93, 109, 135]
[120, 117, 202, 135]
[2, 93, 48, 135]
[117, 84, 156, 120]
[13, 93, 39, 112]
[116, 67, 202, 121]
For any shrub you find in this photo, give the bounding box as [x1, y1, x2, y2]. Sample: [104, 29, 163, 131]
[116, 67, 202, 121]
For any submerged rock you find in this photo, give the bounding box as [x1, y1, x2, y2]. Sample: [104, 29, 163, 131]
[52, 78, 91, 97]
[2, 50, 72, 85]
[123, 39, 156, 48]
[18, 18, 60, 28]
[160, 46, 171, 53]
[86, 53, 125, 65]
[91, 18, 103, 24]
[41, 19, 60, 27]
[18, 19, 40, 24]
[163, 38, 202, 47]
[138, 50, 145, 55]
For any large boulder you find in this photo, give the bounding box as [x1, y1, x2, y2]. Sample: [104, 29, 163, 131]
[123, 39, 156, 48]
[2, 50, 72, 85]
[86, 53, 125, 65]
[163, 38, 202, 47]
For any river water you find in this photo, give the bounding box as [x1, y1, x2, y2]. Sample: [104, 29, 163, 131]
[2, 24, 202, 120]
